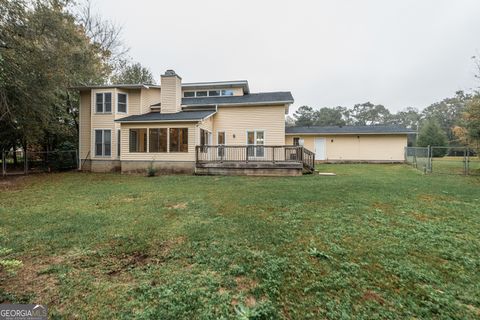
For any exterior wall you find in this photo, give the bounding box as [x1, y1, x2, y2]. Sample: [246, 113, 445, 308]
[212, 105, 286, 145]
[141, 87, 161, 114]
[79, 91, 91, 166]
[120, 122, 197, 162]
[285, 134, 408, 162]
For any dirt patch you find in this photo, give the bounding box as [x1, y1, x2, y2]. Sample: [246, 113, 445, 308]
[235, 276, 258, 292]
[245, 295, 257, 307]
[360, 290, 385, 305]
[417, 193, 454, 203]
[0, 176, 28, 190]
[371, 202, 394, 213]
[0, 255, 63, 304]
[166, 202, 187, 210]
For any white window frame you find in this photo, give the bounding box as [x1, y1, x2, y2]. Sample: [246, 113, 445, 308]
[217, 131, 226, 158]
[117, 129, 121, 158]
[116, 92, 128, 114]
[246, 129, 265, 158]
[95, 92, 112, 114]
[93, 129, 112, 157]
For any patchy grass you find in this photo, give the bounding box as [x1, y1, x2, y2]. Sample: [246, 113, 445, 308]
[0, 165, 479, 319]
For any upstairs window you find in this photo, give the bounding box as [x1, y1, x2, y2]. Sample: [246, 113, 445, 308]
[208, 90, 220, 96]
[184, 91, 195, 98]
[221, 89, 234, 96]
[169, 128, 188, 152]
[95, 92, 112, 113]
[196, 91, 208, 97]
[117, 93, 127, 113]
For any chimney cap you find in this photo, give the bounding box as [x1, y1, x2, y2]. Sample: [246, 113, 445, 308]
[162, 69, 181, 79]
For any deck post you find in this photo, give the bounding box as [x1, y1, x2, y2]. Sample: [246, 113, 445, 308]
[246, 146, 249, 163]
[272, 146, 275, 163]
[195, 146, 198, 164]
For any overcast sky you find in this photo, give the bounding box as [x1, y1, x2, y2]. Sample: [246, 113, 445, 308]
[93, 0, 480, 114]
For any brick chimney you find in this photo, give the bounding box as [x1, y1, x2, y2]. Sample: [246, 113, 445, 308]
[160, 69, 182, 113]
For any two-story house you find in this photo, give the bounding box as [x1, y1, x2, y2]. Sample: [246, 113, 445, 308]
[75, 70, 314, 176]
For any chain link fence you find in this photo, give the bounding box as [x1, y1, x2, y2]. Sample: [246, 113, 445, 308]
[405, 146, 480, 175]
[1, 150, 78, 177]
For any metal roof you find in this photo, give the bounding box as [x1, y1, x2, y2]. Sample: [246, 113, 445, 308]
[182, 92, 294, 106]
[115, 110, 216, 123]
[285, 125, 416, 135]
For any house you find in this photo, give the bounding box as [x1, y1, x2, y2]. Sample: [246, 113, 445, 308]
[75, 70, 315, 176]
[285, 125, 416, 162]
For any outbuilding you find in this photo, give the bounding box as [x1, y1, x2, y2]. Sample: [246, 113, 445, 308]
[285, 126, 416, 163]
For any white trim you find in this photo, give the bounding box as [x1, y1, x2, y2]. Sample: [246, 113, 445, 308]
[245, 129, 266, 158]
[116, 92, 128, 114]
[94, 91, 113, 114]
[92, 128, 112, 158]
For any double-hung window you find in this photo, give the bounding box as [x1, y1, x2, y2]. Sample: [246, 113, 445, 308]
[117, 93, 127, 113]
[247, 130, 265, 157]
[94, 129, 111, 157]
[95, 93, 112, 113]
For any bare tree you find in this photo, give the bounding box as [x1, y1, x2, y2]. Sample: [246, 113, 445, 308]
[74, 0, 129, 71]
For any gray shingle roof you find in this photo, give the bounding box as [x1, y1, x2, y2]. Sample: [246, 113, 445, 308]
[115, 110, 216, 123]
[286, 125, 416, 135]
[182, 92, 293, 106]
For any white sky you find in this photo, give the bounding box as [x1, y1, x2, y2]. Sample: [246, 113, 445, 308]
[92, 0, 480, 114]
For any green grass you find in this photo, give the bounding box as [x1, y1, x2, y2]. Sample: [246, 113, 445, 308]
[0, 165, 479, 319]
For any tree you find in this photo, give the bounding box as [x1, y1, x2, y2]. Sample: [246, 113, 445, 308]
[293, 106, 316, 126]
[421, 91, 471, 144]
[417, 120, 448, 156]
[0, 0, 111, 153]
[350, 102, 391, 125]
[388, 107, 422, 129]
[464, 96, 480, 150]
[111, 62, 155, 84]
[315, 107, 346, 126]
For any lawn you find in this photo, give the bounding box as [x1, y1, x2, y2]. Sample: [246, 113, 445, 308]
[0, 164, 479, 319]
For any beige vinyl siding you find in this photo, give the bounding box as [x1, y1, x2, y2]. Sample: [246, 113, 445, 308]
[141, 88, 161, 114]
[212, 105, 285, 145]
[115, 89, 141, 117]
[120, 122, 197, 161]
[160, 76, 182, 113]
[197, 116, 214, 145]
[285, 134, 408, 161]
[79, 91, 91, 160]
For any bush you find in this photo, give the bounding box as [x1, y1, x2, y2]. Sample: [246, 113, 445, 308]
[146, 163, 157, 177]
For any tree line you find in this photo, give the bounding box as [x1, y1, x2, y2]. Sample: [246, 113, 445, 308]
[0, 0, 155, 157]
[288, 90, 480, 150]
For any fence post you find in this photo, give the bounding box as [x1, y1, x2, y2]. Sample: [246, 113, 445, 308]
[272, 146, 275, 163]
[466, 148, 470, 176]
[427, 145, 433, 173]
[24, 149, 28, 175]
[1, 150, 5, 177]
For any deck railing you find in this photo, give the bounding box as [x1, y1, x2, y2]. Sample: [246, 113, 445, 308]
[195, 145, 315, 172]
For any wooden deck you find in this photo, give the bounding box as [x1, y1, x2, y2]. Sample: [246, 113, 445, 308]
[195, 145, 315, 176]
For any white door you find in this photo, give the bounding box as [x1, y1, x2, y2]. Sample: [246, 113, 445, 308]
[315, 138, 326, 160]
